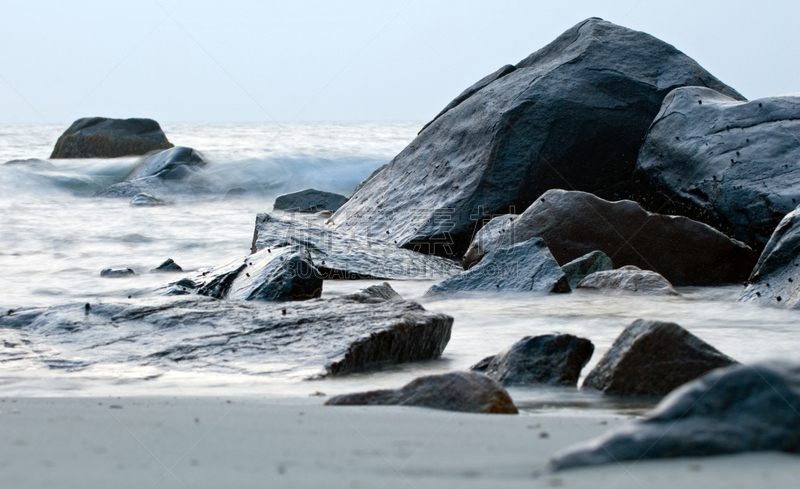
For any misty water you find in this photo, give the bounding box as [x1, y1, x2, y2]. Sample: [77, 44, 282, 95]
[1, 122, 798, 415]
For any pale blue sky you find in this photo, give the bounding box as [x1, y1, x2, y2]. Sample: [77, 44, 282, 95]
[1, 0, 798, 124]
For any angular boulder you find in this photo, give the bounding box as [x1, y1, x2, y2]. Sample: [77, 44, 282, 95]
[329, 18, 742, 256]
[96, 146, 207, 198]
[552, 361, 800, 470]
[273, 188, 348, 213]
[634, 87, 800, 251]
[582, 319, 737, 396]
[325, 371, 518, 414]
[463, 189, 755, 285]
[152, 258, 183, 273]
[50, 117, 173, 159]
[561, 250, 613, 289]
[340, 282, 402, 303]
[577, 265, 679, 296]
[470, 334, 594, 387]
[425, 238, 570, 296]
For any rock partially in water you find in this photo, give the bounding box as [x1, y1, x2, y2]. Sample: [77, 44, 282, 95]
[561, 251, 613, 290]
[0, 291, 453, 378]
[582, 319, 738, 397]
[274, 188, 349, 213]
[96, 146, 208, 198]
[151, 258, 183, 273]
[251, 213, 459, 280]
[100, 268, 135, 278]
[463, 189, 754, 286]
[634, 87, 800, 251]
[577, 265, 679, 296]
[340, 282, 402, 304]
[130, 193, 166, 206]
[552, 361, 800, 470]
[325, 371, 518, 414]
[471, 334, 594, 387]
[425, 238, 570, 296]
[50, 117, 173, 159]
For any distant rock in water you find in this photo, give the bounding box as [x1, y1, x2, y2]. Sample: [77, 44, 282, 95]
[97, 146, 208, 198]
[582, 319, 737, 397]
[325, 372, 518, 414]
[50, 117, 173, 159]
[329, 18, 742, 256]
[634, 87, 800, 251]
[561, 251, 613, 290]
[100, 268, 135, 278]
[273, 189, 348, 213]
[577, 265, 679, 296]
[152, 258, 183, 273]
[130, 193, 166, 206]
[552, 361, 800, 470]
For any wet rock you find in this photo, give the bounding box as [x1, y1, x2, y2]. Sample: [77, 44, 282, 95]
[130, 193, 166, 206]
[561, 251, 613, 290]
[582, 319, 737, 396]
[340, 282, 402, 303]
[425, 238, 570, 296]
[0, 291, 453, 378]
[97, 146, 208, 198]
[100, 268, 135, 278]
[552, 361, 800, 470]
[463, 189, 755, 286]
[462, 214, 518, 270]
[329, 18, 742, 257]
[251, 213, 459, 280]
[274, 189, 348, 213]
[325, 371, 518, 414]
[471, 334, 594, 387]
[577, 265, 679, 296]
[740, 206, 800, 308]
[152, 259, 183, 273]
[50, 117, 173, 159]
[634, 87, 800, 251]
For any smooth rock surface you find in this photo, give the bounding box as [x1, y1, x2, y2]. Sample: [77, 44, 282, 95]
[129, 193, 166, 206]
[329, 18, 742, 256]
[577, 265, 679, 296]
[425, 238, 570, 296]
[97, 146, 207, 198]
[582, 319, 738, 396]
[463, 189, 755, 285]
[634, 87, 800, 251]
[325, 371, 518, 414]
[50, 117, 173, 159]
[274, 189, 349, 213]
[151, 258, 183, 272]
[553, 361, 800, 470]
[100, 268, 135, 278]
[561, 251, 614, 289]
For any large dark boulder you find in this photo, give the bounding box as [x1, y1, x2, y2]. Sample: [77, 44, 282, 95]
[463, 189, 755, 286]
[552, 361, 800, 470]
[582, 319, 737, 396]
[470, 334, 594, 387]
[634, 87, 800, 251]
[96, 146, 207, 198]
[325, 371, 518, 414]
[577, 265, 679, 296]
[50, 117, 173, 159]
[329, 18, 742, 257]
[273, 188, 348, 213]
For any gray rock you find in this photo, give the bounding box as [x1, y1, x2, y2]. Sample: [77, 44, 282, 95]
[462, 214, 518, 270]
[552, 361, 800, 470]
[130, 193, 166, 206]
[151, 259, 183, 273]
[325, 371, 518, 414]
[0, 292, 453, 378]
[425, 238, 570, 297]
[273, 188, 349, 213]
[740, 206, 800, 307]
[97, 146, 207, 198]
[582, 319, 737, 396]
[463, 189, 755, 286]
[329, 18, 742, 256]
[577, 265, 679, 296]
[561, 251, 613, 289]
[100, 268, 135, 278]
[251, 213, 459, 280]
[340, 282, 402, 304]
[634, 87, 800, 251]
[472, 334, 594, 387]
[50, 117, 173, 159]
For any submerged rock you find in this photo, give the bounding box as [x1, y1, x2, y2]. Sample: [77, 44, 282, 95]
[582, 319, 737, 396]
[325, 371, 518, 414]
[577, 265, 679, 296]
[130, 193, 166, 206]
[552, 361, 800, 470]
[50, 117, 173, 159]
[463, 189, 755, 286]
[634, 87, 800, 251]
[100, 268, 135, 278]
[274, 189, 348, 213]
[471, 334, 594, 387]
[97, 146, 208, 198]
[151, 258, 183, 273]
[425, 238, 570, 296]
[561, 251, 613, 290]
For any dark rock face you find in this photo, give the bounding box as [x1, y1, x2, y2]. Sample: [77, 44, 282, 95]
[325, 371, 518, 414]
[561, 251, 613, 289]
[582, 319, 737, 396]
[274, 189, 349, 213]
[462, 214, 518, 270]
[425, 238, 570, 296]
[740, 206, 800, 307]
[100, 268, 135, 278]
[552, 361, 800, 470]
[634, 87, 800, 251]
[329, 18, 742, 256]
[251, 213, 459, 280]
[130, 193, 166, 206]
[152, 258, 183, 273]
[471, 334, 594, 387]
[577, 265, 679, 296]
[50, 117, 173, 159]
[0, 291, 453, 378]
[463, 189, 755, 286]
[96, 146, 207, 198]
[340, 282, 402, 303]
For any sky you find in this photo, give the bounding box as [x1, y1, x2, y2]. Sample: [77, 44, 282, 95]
[1, 0, 799, 124]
